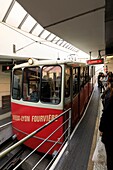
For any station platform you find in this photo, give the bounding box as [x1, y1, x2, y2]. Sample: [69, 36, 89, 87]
[50, 85, 105, 170]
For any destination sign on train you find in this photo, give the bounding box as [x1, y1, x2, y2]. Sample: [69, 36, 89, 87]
[87, 59, 104, 65]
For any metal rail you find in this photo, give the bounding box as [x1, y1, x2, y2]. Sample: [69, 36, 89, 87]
[14, 121, 68, 170]
[0, 108, 71, 170]
[0, 121, 12, 129]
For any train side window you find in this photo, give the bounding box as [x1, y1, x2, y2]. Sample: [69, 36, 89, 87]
[12, 69, 22, 100]
[73, 68, 79, 95]
[80, 67, 84, 88]
[83, 66, 89, 84]
[41, 65, 61, 104]
[65, 67, 71, 98]
[89, 66, 95, 78]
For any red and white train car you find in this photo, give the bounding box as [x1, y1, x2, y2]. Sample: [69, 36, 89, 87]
[11, 58, 95, 154]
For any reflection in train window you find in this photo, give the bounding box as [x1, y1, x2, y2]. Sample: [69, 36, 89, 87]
[41, 65, 62, 104]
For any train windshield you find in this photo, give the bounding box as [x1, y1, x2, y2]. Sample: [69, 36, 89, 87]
[12, 65, 62, 104]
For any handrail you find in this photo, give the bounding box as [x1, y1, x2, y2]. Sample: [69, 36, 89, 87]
[13, 118, 69, 170]
[0, 108, 71, 161]
[23, 109, 71, 170]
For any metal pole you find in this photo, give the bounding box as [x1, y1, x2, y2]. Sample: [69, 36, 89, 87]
[67, 110, 71, 151]
[89, 51, 91, 60]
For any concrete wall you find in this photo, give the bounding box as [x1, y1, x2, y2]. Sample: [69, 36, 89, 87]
[0, 65, 11, 114]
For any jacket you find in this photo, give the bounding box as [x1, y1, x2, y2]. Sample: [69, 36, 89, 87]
[99, 95, 113, 144]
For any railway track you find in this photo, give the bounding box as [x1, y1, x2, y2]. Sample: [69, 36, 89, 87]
[0, 122, 52, 170]
[0, 138, 51, 170]
[0, 137, 24, 169]
[0, 147, 24, 170]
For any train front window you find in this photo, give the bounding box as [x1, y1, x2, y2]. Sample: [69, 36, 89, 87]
[41, 65, 62, 104]
[13, 65, 62, 104]
[12, 68, 22, 100]
[23, 67, 40, 102]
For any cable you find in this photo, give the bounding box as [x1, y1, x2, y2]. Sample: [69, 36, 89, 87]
[1, 21, 75, 53]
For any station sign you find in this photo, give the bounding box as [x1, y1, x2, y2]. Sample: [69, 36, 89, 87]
[87, 59, 104, 65]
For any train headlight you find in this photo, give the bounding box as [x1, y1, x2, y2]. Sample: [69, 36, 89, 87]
[28, 58, 34, 65]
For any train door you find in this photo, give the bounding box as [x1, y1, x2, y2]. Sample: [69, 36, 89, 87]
[92, 66, 96, 86]
[63, 65, 81, 130]
[64, 66, 72, 110]
[63, 65, 72, 135]
[89, 66, 94, 93]
[72, 67, 80, 128]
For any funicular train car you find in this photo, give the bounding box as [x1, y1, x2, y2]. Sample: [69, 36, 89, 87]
[11, 58, 95, 155]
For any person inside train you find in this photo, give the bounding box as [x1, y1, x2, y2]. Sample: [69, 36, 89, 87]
[99, 81, 113, 170]
[30, 85, 39, 102]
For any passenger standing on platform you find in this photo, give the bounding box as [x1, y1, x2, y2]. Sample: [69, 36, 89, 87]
[108, 72, 113, 82]
[101, 80, 111, 109]
[99, 82, 113, 170]
[97, 72, 102, 87]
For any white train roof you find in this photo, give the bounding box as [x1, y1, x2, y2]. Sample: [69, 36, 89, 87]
[13, 58, 86, 69]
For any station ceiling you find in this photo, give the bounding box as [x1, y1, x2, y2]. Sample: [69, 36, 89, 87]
[16, 0, 105, 58]
[0, 0, 79, 59]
